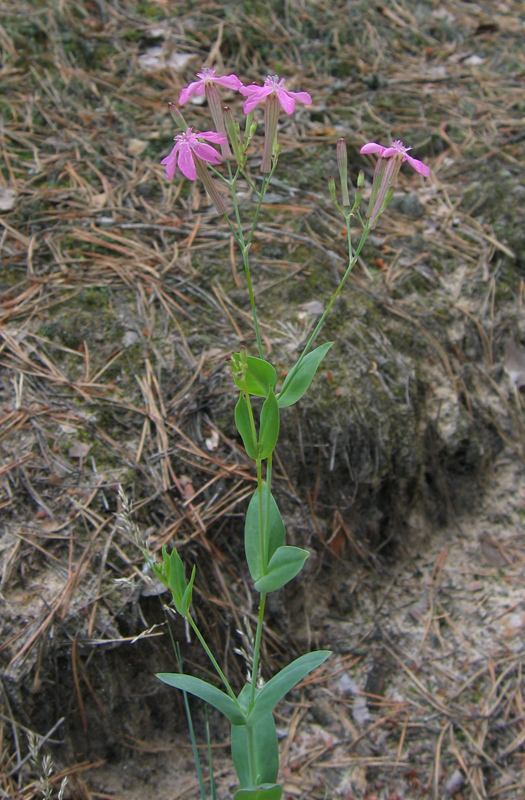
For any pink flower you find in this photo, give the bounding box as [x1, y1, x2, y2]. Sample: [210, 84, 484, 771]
[161, 127, 226, 181]
[239, 75, 312, 114]
[179, 67, 243, 106]
[359, 139, 430, 229]
[360, 140, 430, 177]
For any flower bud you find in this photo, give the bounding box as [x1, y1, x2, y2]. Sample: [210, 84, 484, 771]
[378, 186, 396, 215]
[355, 169, 365, 207]
[245, 111, 253, 135]
[336, 139, 350, 207]
[244, 111, 256, 146]
[168, 102, 187, 130]
[328, 175, 337, 203]
[223, 106, 243, 165]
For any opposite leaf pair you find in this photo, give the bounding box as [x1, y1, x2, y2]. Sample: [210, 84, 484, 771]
[157, 649, 331, 793]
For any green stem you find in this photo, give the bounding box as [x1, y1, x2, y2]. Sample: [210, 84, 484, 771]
[242, 246, 264, 358]
[227, 160, 244, 238]
[264, 455, 272, 567]
[187, 615, 239, 706]
[247, 725, 257, 785]
[239, 168, 259, 195]
[246, 169, 275, 248]
[248, 592, 267, 713]
[241, 379, 259, 450]
[256, 458, 265, 574]
[285, 221, 372, 387]
[225, 164, 265, 358]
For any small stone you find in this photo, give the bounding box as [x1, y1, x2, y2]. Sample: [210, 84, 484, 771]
[124, 330, 140, 347]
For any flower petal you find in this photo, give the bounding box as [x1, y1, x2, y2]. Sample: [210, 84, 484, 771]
[287, 90, 312, 106]
[179, 79, 203, 105]
[178, 146, 197, 180]
[192, 141, 223, 164]
[404, 153, 431, 177]
[360, 142, 387, 155]
[240, 84, 273, 113]
[239, 83, 265, 96]
[215, 74, 243, 91]
[160, 147, 178, 180]
[276, 88, 295, 114]
[380, 146, 403, 158]
[242, 93, 264, 113]
[198, 130, 227, 144]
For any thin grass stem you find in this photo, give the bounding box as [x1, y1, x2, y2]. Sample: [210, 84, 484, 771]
[187, 615, 239, 706]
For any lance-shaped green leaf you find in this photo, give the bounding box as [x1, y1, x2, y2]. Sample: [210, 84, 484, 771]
[150, 546, 189, 615]
[232, 686, 279, 788]
[253, 546, 308, 594]
[233, 786, 283, 800]
[247, 650, 331, 726]
[233, 356, 277, 398]
[235, 393, 258, 459]
[258, 387, 279, 459]
[180, 564, 196, 616]
[157, 673, 246, 725]
[245, 486, 285, 583]
[168, 547, 187, 600]
[277, 342, 334, 408]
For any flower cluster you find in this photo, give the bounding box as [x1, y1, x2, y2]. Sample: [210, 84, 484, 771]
[159, 66, 431, 222]
[160, 67, 312, 198]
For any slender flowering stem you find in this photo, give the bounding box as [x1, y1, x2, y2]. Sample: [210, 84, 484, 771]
[223, 167, 264, 358]
[222, 160, 279, 358]
[246, 166, 277, 247]
[249, 455, 272, 714]
[187, 614, 240, 706]
[286, 222, 372, 385]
